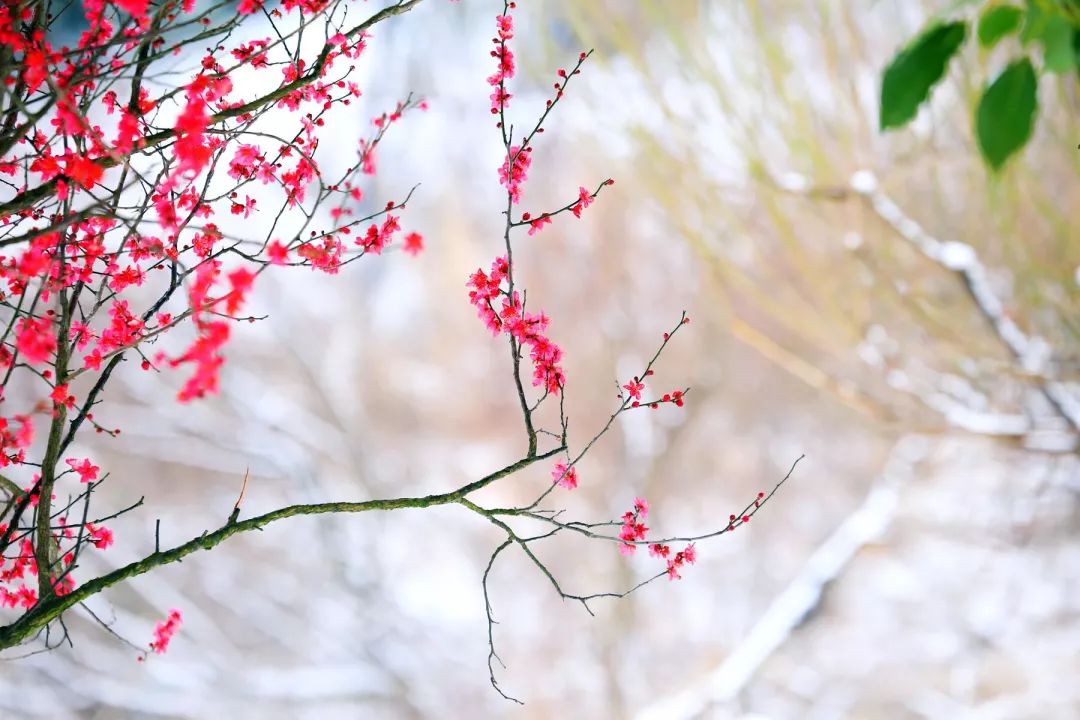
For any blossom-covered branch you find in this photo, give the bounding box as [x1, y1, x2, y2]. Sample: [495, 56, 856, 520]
[0, 0, 799, 702]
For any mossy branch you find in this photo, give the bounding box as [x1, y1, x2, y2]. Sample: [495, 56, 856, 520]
[0, 444, 561, 651]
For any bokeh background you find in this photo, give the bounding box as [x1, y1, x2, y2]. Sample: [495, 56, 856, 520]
[3, 0, 1079, 718]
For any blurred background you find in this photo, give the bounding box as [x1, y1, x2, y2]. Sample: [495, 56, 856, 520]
[3, 0, 1079, 718]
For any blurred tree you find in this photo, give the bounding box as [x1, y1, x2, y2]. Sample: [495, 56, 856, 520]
[556, 0, 1079, 454]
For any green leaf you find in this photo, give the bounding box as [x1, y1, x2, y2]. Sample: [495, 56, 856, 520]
[1042, 15, 1074, 72]
[978, 4, 1024, 48]
[1020, 0, 1050, 45]
[880, 21, 968, 130]
[975, 58, 1038, 170]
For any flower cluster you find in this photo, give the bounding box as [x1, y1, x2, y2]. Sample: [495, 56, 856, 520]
[0, 539, 38, 609]
[0, 416, 34, 468]
[358, 214, 403, 255]
[403, 232, 424, 256]
[623, 375, 648, 401]
[65, 458, 100, 484]
[527, 213, 551, 236]
[648, 542, 697, 581]
[85, 522, 114, 550]
[623, 373, 687, 410]
[81, 299, 147, 372]
[487, 11, 516, 113]
[163, 261, 256, 403]
[570, 186, 594, 218]
[499, 146, 531, 204]
[619, 498, 699, 579]
[173, 81, 215, 180]
[148, 609, 183, 654]
[14, 317, 57, 365]
[467, 256, 565, 394]
[0, 496, 113, 606]
[551, 462, 578, 490]
[618, 497, 650, 556]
